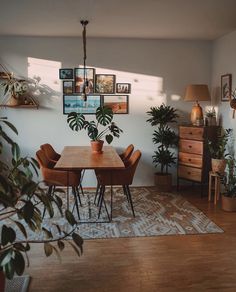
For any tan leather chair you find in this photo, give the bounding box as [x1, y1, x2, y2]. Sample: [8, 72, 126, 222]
[95, 150, 142, 218]
[40, 143, 61, 165]
[36, 149, 82, 218]
[119, 144, 134, 163]
[40, 143, 84, 196]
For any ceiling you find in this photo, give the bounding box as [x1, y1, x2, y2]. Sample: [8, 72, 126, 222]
[0, 0, 236, 40]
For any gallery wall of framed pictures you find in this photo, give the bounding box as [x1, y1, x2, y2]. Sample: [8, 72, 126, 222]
[60, 67, 131, 115]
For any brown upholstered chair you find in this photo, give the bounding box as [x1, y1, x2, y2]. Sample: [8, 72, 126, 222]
[40, 143, 84, 196]
[40, 143, 61, 165]
[36, 149, 82, 218]
[119, 144, 134, 163]
[95, 150, 142, 218]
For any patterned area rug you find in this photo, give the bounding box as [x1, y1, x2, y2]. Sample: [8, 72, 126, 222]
[43, 187, 223, 239]
[2, 187, 223, 240]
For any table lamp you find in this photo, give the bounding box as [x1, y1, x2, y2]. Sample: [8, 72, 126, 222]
[184, 84, 210, 125]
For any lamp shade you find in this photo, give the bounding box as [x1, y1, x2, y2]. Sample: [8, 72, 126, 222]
[184, 84, 211, 101]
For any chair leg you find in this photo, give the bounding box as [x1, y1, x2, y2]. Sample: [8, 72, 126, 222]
[123, 185, 130, 203]
[76, 186, 82, 206]
[98, 185, 105, 219]
[94, 182, 100, 205]
[72, 187, 80, 220]
[79, 183, 84, 197]
[125, 185, 135, 217]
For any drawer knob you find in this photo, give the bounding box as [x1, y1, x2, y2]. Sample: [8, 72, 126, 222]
[188, 145, 192, 148]
[188, 159, 192, 162]
[189, 132, 193, 135]
[188, 172, 191, 175]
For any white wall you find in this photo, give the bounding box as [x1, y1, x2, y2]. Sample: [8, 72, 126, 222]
[211, 30, 236, 155]
[0, 36, 212, 186]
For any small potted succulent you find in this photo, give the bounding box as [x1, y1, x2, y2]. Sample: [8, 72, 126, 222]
[221, 156, 236, 212]
[207, 127, 233, 174]
[67, 106, 123, 153]
[205, 107, 217, 126]
[146, 103, 179, 191]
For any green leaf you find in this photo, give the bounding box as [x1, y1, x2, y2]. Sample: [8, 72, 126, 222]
[0, 249, 13, 267]
[65, 210, 77, 226]
[0, 174, 9, 193]
[14, 251, 25, 276]
[13, 220, 27, 238]
[3, 259, 15, 280]
[72, 233, 83, 254]
[96, 106, 113, 126]
[42, 227, 53, 239]
[21, 181, 37, 196]
[2, 120, 18, 135]
[67, 112, 85, 131]
[1, 225, 16, 246]
[12, 143, 20, 161]
[67, 241, 81, 257]
[22, 201, 34, 222]
[57, 240, 65, 251]
[105, 134, 113, 144]
[44, 242, 53, 257]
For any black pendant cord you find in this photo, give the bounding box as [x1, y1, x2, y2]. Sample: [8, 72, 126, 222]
[81, 20, 89, 101]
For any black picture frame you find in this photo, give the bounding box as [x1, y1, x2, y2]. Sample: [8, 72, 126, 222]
[74, 68, 95, 94]
[59, 68, 74, 80]
[63, 95, 101, 115]
[102, 95, 129, 114]
[63, 81, 74, 94]
[95, 74, 116, 94]
[221, 73, 232, 101]
[116, 83, 131, 94]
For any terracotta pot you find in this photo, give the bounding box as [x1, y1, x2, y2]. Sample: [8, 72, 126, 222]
[154, 173, 172, 192]
[90, 140, 104, 153]
[7, 95, 20, 106]
[211, 158, 226, 174]
[221, 195, 236, 212]
[0, 270, 5, 292]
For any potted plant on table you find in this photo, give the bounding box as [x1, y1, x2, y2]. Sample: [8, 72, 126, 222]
[0, 117, 83, 287]
[146, 103, 179, 191]
[207, 127, 233, 174]
[221, 156, 236, 212]
[205, 107, 217, 126]
[67, 106, 123, 153]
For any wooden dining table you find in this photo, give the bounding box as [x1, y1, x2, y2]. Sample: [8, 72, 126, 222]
[54, 146, 125, 221]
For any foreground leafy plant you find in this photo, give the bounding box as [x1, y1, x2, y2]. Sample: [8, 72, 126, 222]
[0, 117, 83, 279]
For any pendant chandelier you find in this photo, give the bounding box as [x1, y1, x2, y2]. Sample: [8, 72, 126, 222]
[81, 20, 89, 102]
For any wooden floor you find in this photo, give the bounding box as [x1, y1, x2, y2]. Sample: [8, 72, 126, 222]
[26, 186, 236, 291]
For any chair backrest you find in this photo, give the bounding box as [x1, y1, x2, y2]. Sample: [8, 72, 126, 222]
[40, 143, 61, 161]
[119, 144, 134, 162]
[124, 150, 142, 183]
[36, 149, 55, 169]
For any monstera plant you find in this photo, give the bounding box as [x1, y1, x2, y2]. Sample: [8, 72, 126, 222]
[67, 106, 123, 152]
[0, 117, 83, 286]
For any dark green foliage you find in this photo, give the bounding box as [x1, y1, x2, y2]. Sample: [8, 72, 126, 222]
[67, 106, 123, 144]
[207, 128, 232, 159]
[147, 103, 179, 174]
[222, 156, 236, 197]
[0, 117, 83, 279]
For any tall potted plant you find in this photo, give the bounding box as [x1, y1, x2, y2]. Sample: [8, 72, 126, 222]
[67, 106, 123, 153]
[207, 127, 232, 174]
[221, 156, 236, 212]
[146, 103, 179, 191]
[0, 117, 83, 285]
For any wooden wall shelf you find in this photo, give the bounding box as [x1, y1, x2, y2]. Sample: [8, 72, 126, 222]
[0, 104, 39, 109]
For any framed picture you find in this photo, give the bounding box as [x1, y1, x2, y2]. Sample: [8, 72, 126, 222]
[63, 95, 101, 115]
[95, 74, 116, 94]
[116, 83, 131, 94]
[221, 73, 232, 101]
[63, 81, 74, 94]
[59, 68, 73, 79]
[74, 68, 95, 94]
[102, 95, 129, 114]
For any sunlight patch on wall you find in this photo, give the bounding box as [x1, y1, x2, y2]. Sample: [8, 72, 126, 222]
[86, 65, 164, 114]
[28, 57, 61, 93]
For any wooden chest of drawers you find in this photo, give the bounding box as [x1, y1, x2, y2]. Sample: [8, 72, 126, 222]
[177, 125, 217, 193]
